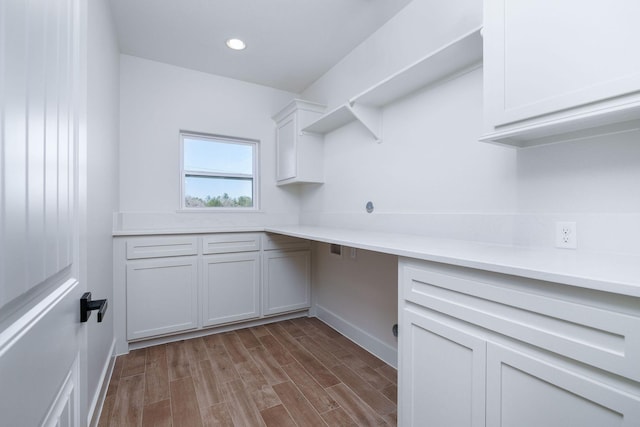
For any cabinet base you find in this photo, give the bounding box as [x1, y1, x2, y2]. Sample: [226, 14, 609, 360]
[119, 310, 310, 355]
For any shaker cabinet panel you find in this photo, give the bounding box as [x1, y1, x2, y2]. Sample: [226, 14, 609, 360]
[276, 113, 297, 182]
[201, 252, 260, 327]
[486, 343, 640, 427]
[262, 249, 311, 316]
[201, 233, 261, 254]
[482, 0, 640, 146]
[273, 99, 325, 185]
[398, 258, 640, 426]
[126, 236, 198, 259]
[126, 257, 198, 340]
[488, 0, 640, 126]
[400, 308, 486, 427]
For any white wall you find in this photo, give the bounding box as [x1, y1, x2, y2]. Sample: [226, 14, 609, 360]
[312, 243, 399, 366]
[298, 0, 516, 234]
[87, 0, 120, 423]
[118, 55, 300, 230]
[517, 131, 640, 213]
[299, 0, 640, 359]
[302, 0, 483, 110]
[513, 130, 640, 254]
[297, 0, 518, 358]
[301, 69, 517, 218]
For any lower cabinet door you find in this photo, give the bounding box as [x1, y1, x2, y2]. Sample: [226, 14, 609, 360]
[202, 252, 260, 327]
[486, 342, 640, 427]
[126, 257, 198, 340]
[262, 250, 311, 316]
[400, 308, 486, 427]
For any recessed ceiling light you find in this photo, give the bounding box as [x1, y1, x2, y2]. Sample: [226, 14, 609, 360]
[226, 38, 246, 50]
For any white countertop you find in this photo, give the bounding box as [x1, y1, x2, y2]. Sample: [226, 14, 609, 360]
[112, 226, 266, 236]
[112, 224, 640, 297]
[265, 225, 640, 298]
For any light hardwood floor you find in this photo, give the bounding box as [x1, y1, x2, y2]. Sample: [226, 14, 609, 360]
[99, 317, 397, 426]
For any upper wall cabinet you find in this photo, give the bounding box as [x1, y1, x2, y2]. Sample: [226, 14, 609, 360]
[272, 99, 326, 185]
[481, 0, 640, 147]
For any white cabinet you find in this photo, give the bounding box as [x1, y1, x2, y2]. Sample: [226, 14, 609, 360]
[482, 0, 640, 147]
[399, 258, 640, 426]
[126, 257, 198, 340]
[262, 249, 311, 316]
[201, 252, 260, 327]
[115, 232, 312, 351]
[272, 99, 325, 185]
[400, 307, 486, 427]
[201, 233, 261, 254]
[486, 343, 640, 427]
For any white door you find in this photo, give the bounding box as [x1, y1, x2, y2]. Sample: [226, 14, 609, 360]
[276, 112, 297, 182]
[399, 308, 486, 427]
[486, 342, 640, 427]
[262, 249, 311, 316]
[126, 257, 199, 340]
[202, 252, 261, 326]
[0, 0, 88, 426]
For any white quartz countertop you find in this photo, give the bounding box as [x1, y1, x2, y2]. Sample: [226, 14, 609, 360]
[112, 226, 266, 236]
[112, 224, 640, 297]
[265, 225, 640, 298]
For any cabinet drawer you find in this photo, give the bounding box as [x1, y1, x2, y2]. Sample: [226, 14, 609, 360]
[262, 233, 310, 251]
[201, 233, 261, 254]
[401, 260, 640, 382]
[126, 236, 198, 259]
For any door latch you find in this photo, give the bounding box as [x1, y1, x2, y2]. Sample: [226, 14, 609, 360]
[80, 292, 108, 323]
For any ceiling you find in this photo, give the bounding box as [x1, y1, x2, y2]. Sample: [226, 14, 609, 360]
[108, 0, 413, 93]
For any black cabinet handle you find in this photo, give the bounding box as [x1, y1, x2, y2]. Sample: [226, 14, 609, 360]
[80, 292, 108, 323]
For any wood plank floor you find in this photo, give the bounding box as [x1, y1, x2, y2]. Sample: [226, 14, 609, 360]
[99, 317, 397, 426]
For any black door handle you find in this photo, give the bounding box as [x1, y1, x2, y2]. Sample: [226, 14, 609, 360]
[80, 292, 108, 323]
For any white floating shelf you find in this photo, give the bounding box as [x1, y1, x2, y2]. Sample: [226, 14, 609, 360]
[303, 104, 356, 134]
[301, 26, 483, 143]
[351, 27, 483, 107]
[302, 103, 382, 143]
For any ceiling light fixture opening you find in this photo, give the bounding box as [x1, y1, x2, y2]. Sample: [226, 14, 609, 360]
[226, 38, 246, 50]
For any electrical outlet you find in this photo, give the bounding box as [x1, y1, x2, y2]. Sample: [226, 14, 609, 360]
[555, 221, 577, 249]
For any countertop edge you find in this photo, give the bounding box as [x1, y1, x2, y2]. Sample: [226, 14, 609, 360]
[112, 226, 267, 236]
[265, 225, 640, 298]
[111, 224, 639, 297]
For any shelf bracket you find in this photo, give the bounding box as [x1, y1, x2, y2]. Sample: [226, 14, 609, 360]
[350, 103, 383, 143]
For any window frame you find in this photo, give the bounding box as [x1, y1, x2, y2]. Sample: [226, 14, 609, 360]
[179, 131, 260, 211]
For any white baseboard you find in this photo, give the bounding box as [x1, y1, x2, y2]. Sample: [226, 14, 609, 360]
[126, 310, 309, 353]
[315, 304, 397, 368]
[88, 338, 117, 427]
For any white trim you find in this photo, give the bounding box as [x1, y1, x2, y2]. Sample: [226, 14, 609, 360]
[88, 338, 116, 427]
[124, 310, 308, 354]
[42, 354, 80, 427]
[315, 304, 398, 368]
[0, 279, 78, 358]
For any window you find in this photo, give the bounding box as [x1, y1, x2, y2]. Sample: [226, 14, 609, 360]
[181, 132, 258, 209]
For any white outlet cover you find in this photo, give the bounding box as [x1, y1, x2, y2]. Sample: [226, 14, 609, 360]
[555, 221, 577, 249]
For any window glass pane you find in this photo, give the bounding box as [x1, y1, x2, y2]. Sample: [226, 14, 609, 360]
[183, 137, 253, 174]
[184, 175, 253, 208]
